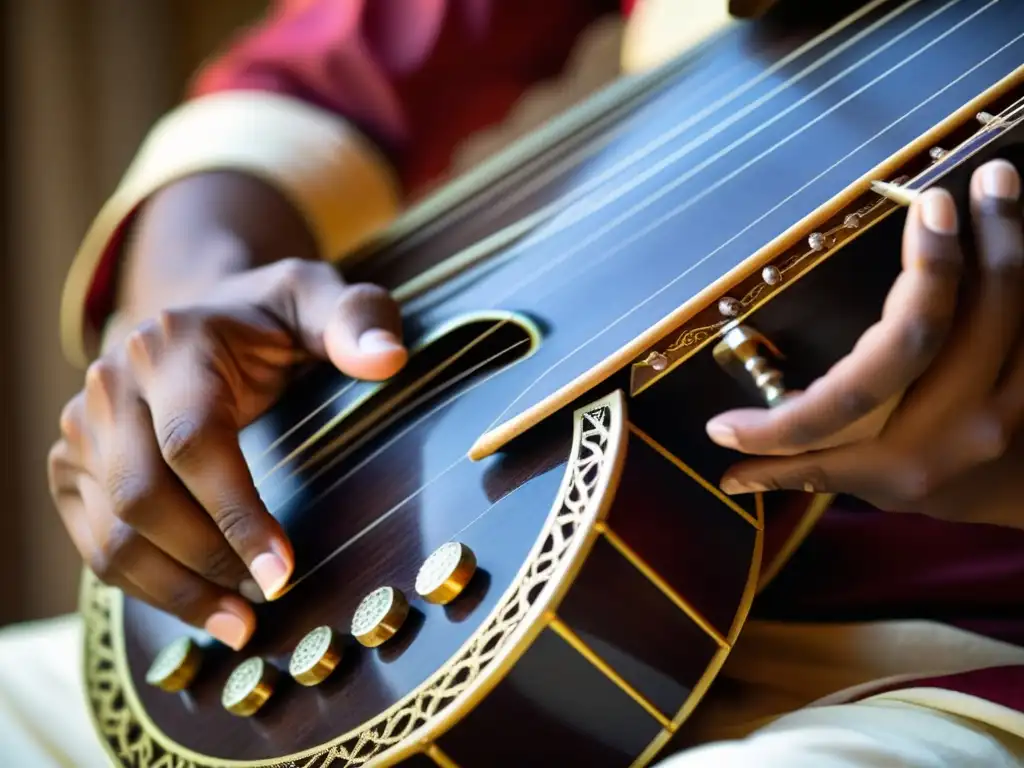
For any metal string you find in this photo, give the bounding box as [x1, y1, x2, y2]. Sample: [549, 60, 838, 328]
[259, 0, 972, 480]
[285, 12, 1024, 588]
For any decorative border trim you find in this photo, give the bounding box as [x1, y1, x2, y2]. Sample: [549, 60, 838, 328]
[81, 391, 629, 767]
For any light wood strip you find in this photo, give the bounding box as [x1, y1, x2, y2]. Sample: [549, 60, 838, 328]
[547, 615, 673, 730]
[425, 743, 462, 768]
[597, 522, 730, 649]
[628, 423, 760, 529]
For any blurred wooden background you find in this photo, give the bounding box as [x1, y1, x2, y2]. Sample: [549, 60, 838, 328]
[2, 0, 268, 624]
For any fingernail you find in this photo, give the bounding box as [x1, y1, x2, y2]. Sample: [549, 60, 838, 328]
[239, 579, 266, 604]
[919, 188, 958, 234]
[205, 611, 250, 650]
[720, 478, 768, 495]
[706, 422, 739, 449]
[979, 159, 1020, 200]
[250, 551, 290, 600]
[358, 329, 404, 355]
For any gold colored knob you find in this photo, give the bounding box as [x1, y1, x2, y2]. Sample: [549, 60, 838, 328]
[289, 625, 342, 686]
[221, 657, 277, 717]
[351, 586, 409, 648]
[712, 321, 787, 407]
[416, 542, 477, 605]
[145, 636, 202, 693]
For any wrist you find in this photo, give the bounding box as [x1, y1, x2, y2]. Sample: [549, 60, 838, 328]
[117, 224, 256, 325]
[113, 171, 320, 326]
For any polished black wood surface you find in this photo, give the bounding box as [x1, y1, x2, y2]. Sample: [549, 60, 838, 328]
[92, 1, 1024, 765]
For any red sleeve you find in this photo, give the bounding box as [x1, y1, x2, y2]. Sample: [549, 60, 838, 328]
[191, 0, 627, 198]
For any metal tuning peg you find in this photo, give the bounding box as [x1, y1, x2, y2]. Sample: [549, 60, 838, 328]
[352, 586, 410, 648]
[712, 321, 787, 407]
[221, 657, 278, 717]
[416, 542, 477, 605]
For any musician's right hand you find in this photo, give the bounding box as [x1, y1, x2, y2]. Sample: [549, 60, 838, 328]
[47, 174, 407, 651]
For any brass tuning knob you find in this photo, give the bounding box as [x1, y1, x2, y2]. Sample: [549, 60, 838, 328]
[712, 321, 787, 407]
[145, 636, 203, 693]
[351, 586, 410, 648]
[289, 625, 343, 686]
[221, 657, 278, 717]
[416, 542, 477, 605]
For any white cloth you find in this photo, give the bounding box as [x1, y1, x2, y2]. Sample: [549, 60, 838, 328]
[656, 698, 1024, 767]
[0, 615, 108, 767]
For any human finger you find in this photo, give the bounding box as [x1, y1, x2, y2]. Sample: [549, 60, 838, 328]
[81, 357, 255, 596]
[75, 471, 255, 649]
[127, 323, 294, 601]
[896, 159, 1023, 428]
[706, 188, 962, 456]
[263, 259, 407, 381]
[717, 441, 934, 512]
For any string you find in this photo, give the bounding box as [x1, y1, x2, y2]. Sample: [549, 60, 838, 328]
[486, 0, 1003, 429]
[251, 0, 925, 468]
[254, 0, 929, 475]
[280, 338, 532, 590]
[250, 0, 893, 464]
[283, 3, 1024, 587]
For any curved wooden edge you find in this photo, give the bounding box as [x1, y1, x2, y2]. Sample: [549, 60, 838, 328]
[79, 390, 630, 768]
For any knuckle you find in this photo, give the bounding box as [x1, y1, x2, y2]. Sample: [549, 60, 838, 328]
[87, 552, 117, 584]
[125, 319, 163, 367]
[212, 502, 255, 544]
[90, 522, 136, 582]
[917, 236, 963, 278]
[84, 358, 120, 408]
[836, 389, 881, 422]
[156, 308, 194, 341]
[898, 314, 947, 362]
[201, 545, 244, 585]
[59, 394, 85, 441]
[47, 442, 75, 491]
[777, 465, 830, 493]
[340, 282, 391, 307]
[273, 257, 321, 293]
[981, 244, 1024, 275]
[157, 412, 205, 467]
[105, 466, 154, 524]
[893, 459, 938, 503]
[162, 581, 206, 624]
[969, 411, 1010, 462]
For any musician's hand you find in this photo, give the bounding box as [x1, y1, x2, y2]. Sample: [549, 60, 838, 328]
[705, 158, 1024, 526]
[47, 259, 407, 649]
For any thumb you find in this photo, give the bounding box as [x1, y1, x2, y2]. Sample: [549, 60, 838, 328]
[282, 262, 407, 380]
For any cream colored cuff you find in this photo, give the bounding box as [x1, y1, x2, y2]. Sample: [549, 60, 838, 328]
[60, 90, 401, 368]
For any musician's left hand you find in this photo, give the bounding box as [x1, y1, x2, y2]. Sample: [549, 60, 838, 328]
[704, 158, 1024, 528]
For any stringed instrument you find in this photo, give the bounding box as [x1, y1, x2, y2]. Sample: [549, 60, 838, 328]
[81, 1, 1024, 766]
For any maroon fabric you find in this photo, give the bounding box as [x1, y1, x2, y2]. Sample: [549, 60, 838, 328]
[755, 499, 1024, 647]
[192, 0, 623, 197]
[85, 0, 624, 353]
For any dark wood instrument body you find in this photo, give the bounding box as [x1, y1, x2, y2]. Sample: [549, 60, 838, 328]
[82, 2, 1024, 766]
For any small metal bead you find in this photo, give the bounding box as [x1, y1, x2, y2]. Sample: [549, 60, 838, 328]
[761, 266, 782, 285]
[977, 111, 995, 125]
[843, 213, 861, 229]
[644, 351, 669, 371]
[808, 232, 826, 251]
[718, 297, 740, 317]
[929, 146, 948, 162]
